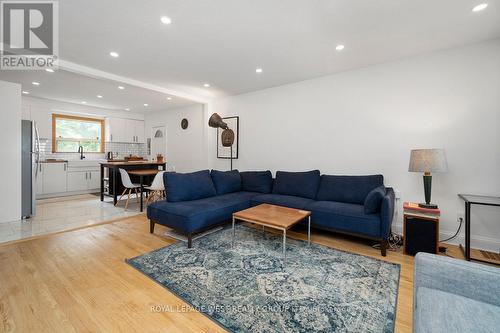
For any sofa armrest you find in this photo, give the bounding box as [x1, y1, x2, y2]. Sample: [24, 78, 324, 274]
[414, 253, 500, 309]
[380, 187, 395, 239]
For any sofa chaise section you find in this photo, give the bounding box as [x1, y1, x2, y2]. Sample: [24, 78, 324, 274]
[148, 170, 271, 247]
[148, 191, 258, 247]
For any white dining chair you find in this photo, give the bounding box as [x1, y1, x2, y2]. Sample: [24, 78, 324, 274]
[115, 168, 141, 210]
[144, 171, 165, 206]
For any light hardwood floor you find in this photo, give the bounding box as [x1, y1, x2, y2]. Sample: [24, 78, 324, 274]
[0, 214, 465, 333]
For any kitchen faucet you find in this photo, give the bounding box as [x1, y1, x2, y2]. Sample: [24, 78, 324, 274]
[78, 146, 85, 160]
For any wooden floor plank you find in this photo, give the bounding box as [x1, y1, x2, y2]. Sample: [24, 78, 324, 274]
[0, 214, 466, 333]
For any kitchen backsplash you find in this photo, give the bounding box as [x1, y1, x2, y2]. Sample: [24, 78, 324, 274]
[39, 139, 147, 160]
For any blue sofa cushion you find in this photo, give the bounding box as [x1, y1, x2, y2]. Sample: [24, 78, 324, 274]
[148, 191, 259, 233]
[364, 186, 386, 214]
[316, 175, 384, 204]
[415, 287, 500, 333]
[305, 201, 381, 238]
[272, 170, 321, 199]
[164, 170, 216, 203]
[240, 171, 273, 193]
[251, 194, 314, 210]
[211, 169, 241, 195]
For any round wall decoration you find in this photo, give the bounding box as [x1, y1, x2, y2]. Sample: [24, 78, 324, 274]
[181, 118, 189, 129]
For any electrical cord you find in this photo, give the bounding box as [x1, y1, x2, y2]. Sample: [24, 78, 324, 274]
[440, 217, 463, 243]
[372, 232, 403, 252]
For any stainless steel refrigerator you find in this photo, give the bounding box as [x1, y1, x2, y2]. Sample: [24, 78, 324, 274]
[21, 120, 40, 219]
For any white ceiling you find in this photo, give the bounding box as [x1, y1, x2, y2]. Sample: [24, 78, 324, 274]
[1, 0, 500, 105]
[55, 0, 500, 97]
[0, 69, 197, 112]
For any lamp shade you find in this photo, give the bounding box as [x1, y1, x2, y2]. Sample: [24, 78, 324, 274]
[408, 149, 448, 173]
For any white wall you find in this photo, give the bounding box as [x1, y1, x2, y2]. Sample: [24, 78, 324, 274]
[145, 104, 208, 173]
[209, 39, 500, 251]
[0, 80, 22, 223]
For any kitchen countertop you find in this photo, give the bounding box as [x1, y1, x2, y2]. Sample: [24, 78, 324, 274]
[41, 159, 68, 163]
[100, 161, 165, 166]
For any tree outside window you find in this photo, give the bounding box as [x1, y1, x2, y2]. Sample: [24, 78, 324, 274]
[52, 114, 104, 153]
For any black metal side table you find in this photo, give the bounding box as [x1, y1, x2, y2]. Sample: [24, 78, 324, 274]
[458, 194, 500, 265]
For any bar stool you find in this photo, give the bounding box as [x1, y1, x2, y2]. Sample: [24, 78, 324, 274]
[144, 171, 165, 206]
[115, 168, 141, 210]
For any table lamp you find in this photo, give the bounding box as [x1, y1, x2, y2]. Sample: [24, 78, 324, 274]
[408, 149, 448, 209]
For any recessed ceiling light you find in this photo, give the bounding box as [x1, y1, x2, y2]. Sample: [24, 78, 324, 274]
[125, 108, 130, 111]
[32, 81, 40, 86]
[109, 51, 119, 58]
[472, 3, 488, 12]
[160, 16, 172, 25]
[22, 91, 29, 95]
[335, 44, 345, 51]
[167, 97, 172, 100]
[143, 103, 149, 107]
[256, 68, 263, 73]
[203, 83, 210, 88]
[118, 86, 125, 90]
[81, 101, 87, 104]
[96, 95, 103, 98]
[45, 68, 54, 73]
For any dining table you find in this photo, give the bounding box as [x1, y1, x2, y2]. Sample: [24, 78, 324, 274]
[128, 169, 161, 212]
[99, 161, 166, 209]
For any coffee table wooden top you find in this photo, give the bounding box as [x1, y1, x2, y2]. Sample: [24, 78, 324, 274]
[233, 204, 311, 230]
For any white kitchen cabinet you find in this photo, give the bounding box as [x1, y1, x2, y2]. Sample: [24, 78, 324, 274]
[41, 163, 67, 194]
[67, 171, 89, 192]
[67, 161, 100, 192]
[133, 120, 145, 143]
[105, 117, 126, 143]
[105, 117, 144, 143]
[88, 171, 100, 189]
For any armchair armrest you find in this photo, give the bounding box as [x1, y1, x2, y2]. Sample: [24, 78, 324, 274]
[380, 187, 395, 239]
[414, 253, 500, 309]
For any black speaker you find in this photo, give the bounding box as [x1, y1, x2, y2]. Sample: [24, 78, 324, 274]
[404, 216, 438, 256]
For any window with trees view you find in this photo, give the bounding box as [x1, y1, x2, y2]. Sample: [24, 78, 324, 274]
[52, 114, 104, 153]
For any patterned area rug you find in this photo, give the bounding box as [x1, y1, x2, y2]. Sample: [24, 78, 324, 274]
[127, 225, 400, 333]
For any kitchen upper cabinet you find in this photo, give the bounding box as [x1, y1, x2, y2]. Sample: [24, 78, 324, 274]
[41, 163, 67, 194]
[105, 117, 144, 143]
[105, 117, 126, 143]
[132, 120, 145, 143]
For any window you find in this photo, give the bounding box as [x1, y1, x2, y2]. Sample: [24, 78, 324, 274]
[52, 114, 104, 153]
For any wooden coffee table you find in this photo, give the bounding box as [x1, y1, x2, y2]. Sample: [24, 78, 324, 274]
[232, 204, 311, 262]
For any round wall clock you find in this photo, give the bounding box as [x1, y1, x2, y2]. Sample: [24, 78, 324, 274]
[181, 118, 189, 129]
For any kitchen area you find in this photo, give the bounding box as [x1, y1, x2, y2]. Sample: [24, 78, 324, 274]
[14, 105, 165, 244]
[0, 68, 202, 244]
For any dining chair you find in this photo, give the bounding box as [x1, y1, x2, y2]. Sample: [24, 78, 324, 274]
[115, 168, 141, 210]
[144, 171, 165, 206]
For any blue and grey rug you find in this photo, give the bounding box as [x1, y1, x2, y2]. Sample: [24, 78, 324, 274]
[127, 225, 400, 333]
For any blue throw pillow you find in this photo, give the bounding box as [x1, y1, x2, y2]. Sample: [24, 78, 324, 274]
[272, 170, 321, 199]
[240, 171, 273, 193]
[364, 186, 386, 214]
[211, 169, 241, 195]
[317, 175, 384, 204]
[164, 170, 216, 202]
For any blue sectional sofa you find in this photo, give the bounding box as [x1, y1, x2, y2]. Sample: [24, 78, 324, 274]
[413, 253, 500, 332]
[148, 169, 395, 255]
